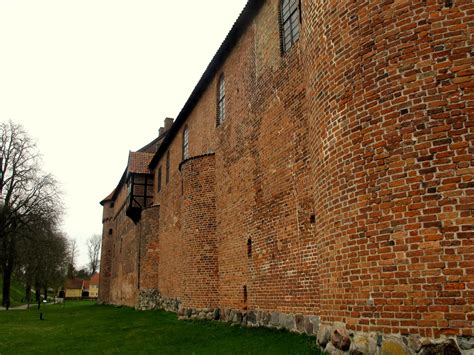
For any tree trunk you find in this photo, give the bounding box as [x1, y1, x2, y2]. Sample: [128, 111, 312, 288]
[35, 287, 41, 309]
[25, 282, 31, 308]
[2, 265, 12, 309]
[2, 233, 16, 310]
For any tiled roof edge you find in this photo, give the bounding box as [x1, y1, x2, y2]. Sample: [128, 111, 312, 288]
[149, 0, 262, 170]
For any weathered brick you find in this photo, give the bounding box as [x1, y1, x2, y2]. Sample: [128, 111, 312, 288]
[98, 0, 474, 342]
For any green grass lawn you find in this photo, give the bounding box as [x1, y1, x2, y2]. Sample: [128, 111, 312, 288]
[0, 301, 321, 354]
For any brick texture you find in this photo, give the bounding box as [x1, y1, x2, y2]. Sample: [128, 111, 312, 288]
[181, 154, 218, 308]
[99, 0, 473, 339]
[304, 0, 473, 338]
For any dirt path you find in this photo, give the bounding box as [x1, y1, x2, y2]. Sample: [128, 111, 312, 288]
[0, 304, 28, 311]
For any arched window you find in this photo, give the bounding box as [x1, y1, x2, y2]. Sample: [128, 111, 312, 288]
[280, 0, 301, 53]
[247, 238, 252, 258]
[182, 126, 189, 160]
[216, 74, 225, 125]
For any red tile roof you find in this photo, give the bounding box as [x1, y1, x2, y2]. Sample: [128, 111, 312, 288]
[64, 278, 83, 290]
[90, 273, 100, 286]
[149, 0, 263, 170]
[100, 135, 162, 207]
[100, 189, 115, 205]
[128, 152, 154, 174]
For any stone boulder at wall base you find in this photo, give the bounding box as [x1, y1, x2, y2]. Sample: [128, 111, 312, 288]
[457, 337, 474, 351]
[315, 330, 467, 355]
[212, 308, 220, 321]
[317, 324, 332, 347]
[350, 334, 369, 355]
[419, 339, 461, 355]
[380, 339, 411, 355]
[331, 327, 351, 351]
[317, 324, 352, 352]
[324, 342, 345, 355]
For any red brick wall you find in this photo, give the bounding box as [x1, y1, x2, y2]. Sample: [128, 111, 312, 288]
[304, 0, 473, 338]
[100, 0, 473, 338]
[212, 0, 318, 314]
[139, 206, 161, 290]
[153, 143, 185, 301]
[181, 154, 218, 308]
[98, 200, 114, 303]
[100, 194, 161, 306]
[108, 198, 139, 307]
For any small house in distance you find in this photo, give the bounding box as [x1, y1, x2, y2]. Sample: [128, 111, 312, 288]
[82, 279, 90, 298]
[64, 278, 83, 299]
[60, 276, 100, 300]
[89, 273, 100, 298]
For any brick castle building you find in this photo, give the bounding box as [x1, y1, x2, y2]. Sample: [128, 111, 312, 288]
[99, 0, 473, 353]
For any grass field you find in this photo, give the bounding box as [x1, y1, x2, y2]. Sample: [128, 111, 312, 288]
[0, 301, 321, 354]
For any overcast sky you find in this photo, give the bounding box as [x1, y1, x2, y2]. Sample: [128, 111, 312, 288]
[0, 0, 248, 267]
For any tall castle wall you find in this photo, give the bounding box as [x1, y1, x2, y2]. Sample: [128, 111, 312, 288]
[181, 154, 218, 309]
[139, 206, 160, 291]
[304, 0, 473, 339]
[98, 200, 114, 304]
[109, 195, 140, 307]
[99, 0, 473, 351]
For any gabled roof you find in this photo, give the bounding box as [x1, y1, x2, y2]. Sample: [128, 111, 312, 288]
[128, 152, 154, 175]
[149, 0, 263, 169]
[82, 280, 90, 289]
[138, 135, 163, 154]
[100, 189, 115, 205]
[65, 278, 83, 290]
[100, 0, 263, 206]
[100, 131, 167, 206]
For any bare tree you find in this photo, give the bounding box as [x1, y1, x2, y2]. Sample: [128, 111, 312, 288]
[87, 234, 101, 275]
[67, 238, 79, 278]
[0, 121, 61, 308]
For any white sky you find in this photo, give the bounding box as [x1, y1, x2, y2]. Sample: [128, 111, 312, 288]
[0, 0, 248, 267]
